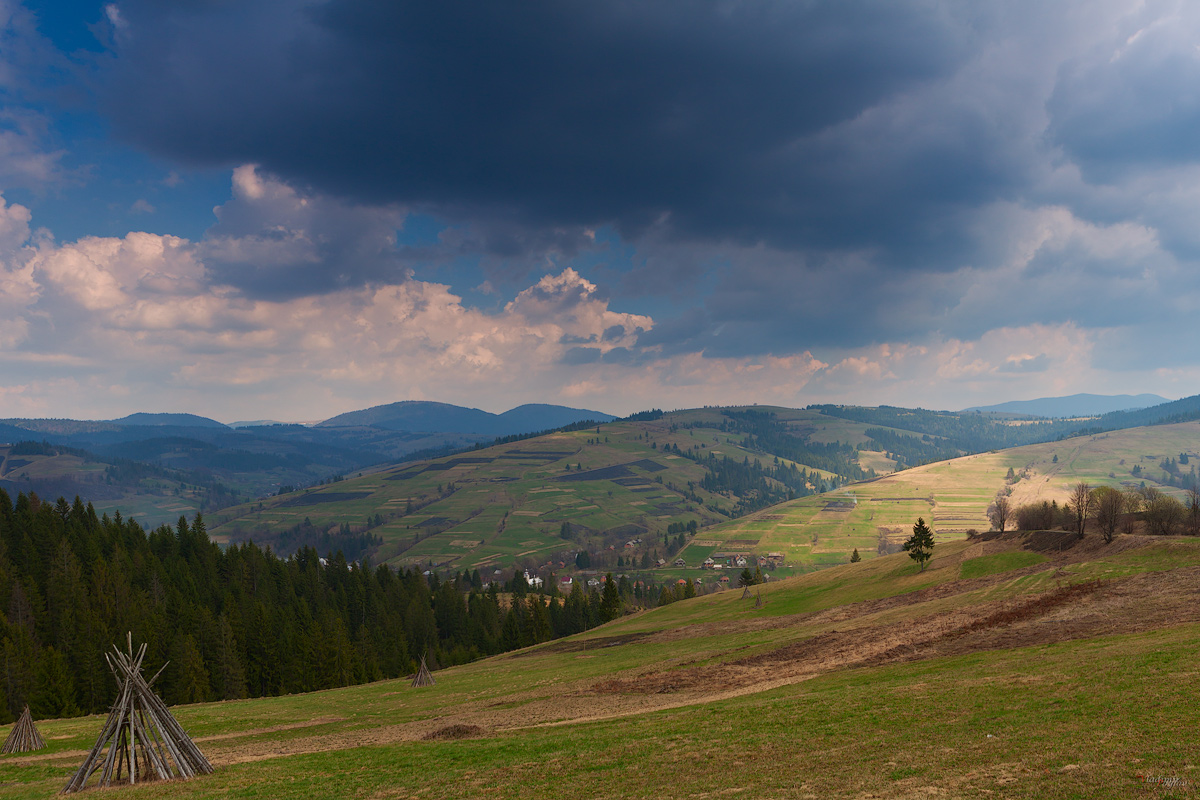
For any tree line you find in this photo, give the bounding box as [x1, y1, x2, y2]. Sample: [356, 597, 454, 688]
[988, 482, 1200, 541]
[0, 489, 634, 723]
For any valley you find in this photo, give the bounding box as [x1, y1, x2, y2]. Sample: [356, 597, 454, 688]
[4, 402, 1200, 797]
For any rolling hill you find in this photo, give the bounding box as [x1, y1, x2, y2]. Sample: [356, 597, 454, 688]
[0, 402, 617, 505]
[670, 420, 1200, 583]
[0, 441, 238, 528]
[110, 412, 229, 428]
[209, 406, 871, 570]
[962, 392, 1170, 417]
[210, 403, 1200, 583]
[4, 528, 1197, 798]
[11, 395, 1200, 552]
[316, 400, 614, 434]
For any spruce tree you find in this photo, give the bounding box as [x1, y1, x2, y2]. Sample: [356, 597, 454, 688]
[599, 574, 621, 621]
[903, 518, 935, 571]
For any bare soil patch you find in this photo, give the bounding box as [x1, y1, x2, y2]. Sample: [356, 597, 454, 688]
[422, 724, 485, 740]
[185, 532, 1200, 770]
[594, 565, 1200, 697]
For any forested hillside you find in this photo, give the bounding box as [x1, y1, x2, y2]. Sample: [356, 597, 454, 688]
[812, 395, 1200, 467]
[0, 490, 648, 723]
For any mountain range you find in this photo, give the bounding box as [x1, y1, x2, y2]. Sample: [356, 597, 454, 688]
[962, 393, 1171, 418]
[0, 401, 616, 514]
[317, 400, 614, 435]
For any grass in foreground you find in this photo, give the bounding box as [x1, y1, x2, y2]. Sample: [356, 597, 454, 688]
[4, 533, 1198, 799]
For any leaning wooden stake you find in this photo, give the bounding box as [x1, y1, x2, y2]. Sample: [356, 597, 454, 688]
[411, 653, 436, 688]
[2, 706, 46, 754]
[61, 634, 212, 794]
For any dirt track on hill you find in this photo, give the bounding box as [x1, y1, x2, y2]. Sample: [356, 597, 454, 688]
[191, 534, 1200, 768]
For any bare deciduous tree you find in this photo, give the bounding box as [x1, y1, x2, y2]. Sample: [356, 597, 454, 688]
[1143, 491, 1185, 536]
[988, 494, 1012, 532]
[1068, 481, 1093, 538]
[1121, 489, 1143, 535]
[1188, 484, 1200, 536]
[1090, 486, 1125, 544]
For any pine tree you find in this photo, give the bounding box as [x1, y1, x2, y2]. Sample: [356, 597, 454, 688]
[903, 518, 935, 572]
[30, 647, 80, 719]
[850, 548, 861, 563]
[214, 614, 248, 700]
[527, 596, 552, 643]
[168, 635, 210, 705]
[599, 574, 621, 622]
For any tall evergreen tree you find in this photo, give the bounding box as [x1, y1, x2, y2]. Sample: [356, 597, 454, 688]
[599, 574, 621, 621]
[903, 518, 935, 572]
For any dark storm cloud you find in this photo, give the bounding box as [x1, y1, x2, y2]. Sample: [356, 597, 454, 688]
[1048, 11, 1200, 180]
[98, 0, 975, 255]
[193, 167, 411, 299]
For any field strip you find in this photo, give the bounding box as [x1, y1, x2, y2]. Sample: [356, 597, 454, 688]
[528, 675, 814, 730]
[197, 716, 347, 742]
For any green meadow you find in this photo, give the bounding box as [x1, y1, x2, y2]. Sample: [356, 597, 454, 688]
[4, 531, 1199, 799]
[209, 409, 865, 573]
[678, 421, 1200, 582]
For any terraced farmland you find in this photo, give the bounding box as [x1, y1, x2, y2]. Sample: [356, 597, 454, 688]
[209, 410, 855, 572]
[676, 421, 1200, 580]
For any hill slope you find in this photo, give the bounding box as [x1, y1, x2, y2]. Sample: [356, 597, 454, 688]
[5, 530, 1198, 798]
[109, 412, 229, 428]
[211, 412, 1200, 585]
[962, 392, 1170, 417]
[316, 400, 615, 434]
[0, 442, 239, 527]
[209, 406, 886, 571]
[675, 420, 1200, 579]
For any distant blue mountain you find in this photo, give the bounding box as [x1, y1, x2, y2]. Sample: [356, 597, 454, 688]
[963, 393, 1171, 418]
[497, 403, 615, 432]
[317, 400, 614, 435]
[110, 412, 229, 428]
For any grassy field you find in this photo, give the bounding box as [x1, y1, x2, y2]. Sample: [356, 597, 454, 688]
[675, 421, 1200, 583]
[202, 417, 1200, 599]
[208, 408, 873, 573]
[4, 530, 1198, 798]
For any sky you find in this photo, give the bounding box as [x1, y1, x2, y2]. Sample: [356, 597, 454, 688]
[1, 0, 1199, 422]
